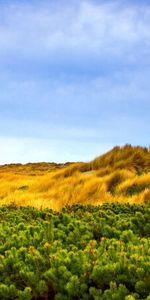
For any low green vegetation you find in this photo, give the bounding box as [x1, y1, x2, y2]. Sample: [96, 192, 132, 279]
[0, 203, 150, 299]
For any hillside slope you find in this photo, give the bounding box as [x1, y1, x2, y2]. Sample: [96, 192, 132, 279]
[0, 145, 150, 210]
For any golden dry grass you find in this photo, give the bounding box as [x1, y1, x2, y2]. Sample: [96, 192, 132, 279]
[0, 145, 150, 210]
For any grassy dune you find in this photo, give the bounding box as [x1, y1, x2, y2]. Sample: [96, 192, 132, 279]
[0, 145, 150, 210]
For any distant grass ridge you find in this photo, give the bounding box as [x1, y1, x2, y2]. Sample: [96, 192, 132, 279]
[90, 145, 150, 172]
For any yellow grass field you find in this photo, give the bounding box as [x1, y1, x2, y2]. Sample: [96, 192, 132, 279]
[0, 145, 150, 210]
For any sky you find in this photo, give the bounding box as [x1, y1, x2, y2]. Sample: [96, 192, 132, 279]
[0, 0, 150, 164]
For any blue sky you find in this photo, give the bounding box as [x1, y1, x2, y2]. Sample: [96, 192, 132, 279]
[0, 0, 150, 163]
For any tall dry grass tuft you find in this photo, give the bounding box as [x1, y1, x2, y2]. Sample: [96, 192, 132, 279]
[104, 169, 135, 194]
[116, 172, 150, 196]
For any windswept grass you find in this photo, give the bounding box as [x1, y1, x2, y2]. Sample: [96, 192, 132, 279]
[0, 145, 149, 210]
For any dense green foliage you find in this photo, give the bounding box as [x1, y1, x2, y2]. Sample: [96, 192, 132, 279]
[0, 203, 150, 300]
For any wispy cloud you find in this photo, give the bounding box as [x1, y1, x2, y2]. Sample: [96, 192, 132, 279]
[1, 1, 150, 65]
